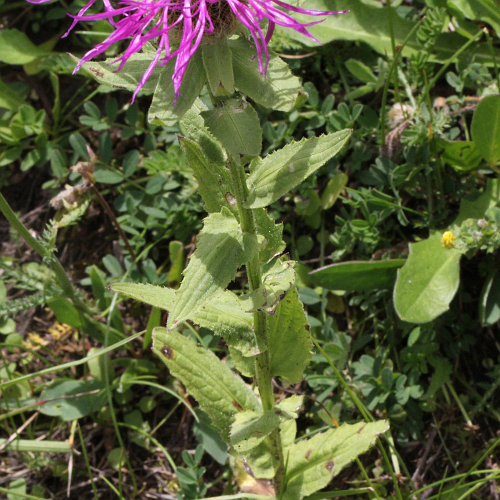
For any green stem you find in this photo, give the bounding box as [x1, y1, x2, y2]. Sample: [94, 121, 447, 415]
[227, 158, 285, 495]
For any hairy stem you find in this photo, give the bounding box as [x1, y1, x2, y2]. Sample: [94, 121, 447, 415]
[228, 158, 285, 494]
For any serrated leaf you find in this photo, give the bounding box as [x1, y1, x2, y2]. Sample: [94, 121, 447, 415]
[179, 108, 227, 165]
[153, 328, 261, 440]
[246, 130, 351, 209]
[240, 257, 295, 313]
[202, 37, 234, 95]
[229, 37, 304, 112]
[202, 99, 262, 159]
[149, 52, 206, 126]
[393, 233, 462, 324]
[73, 53, 161, 94]
[168, 209, 259, 329]
[111, 282, 257, 356]
[283, 420, 389, 499]
[178, 137, 235, 214]
[230, 410, 280, 453]
[471, 95, 500, 166]
[269, 288, 312, 383]
[254, 208, 285, 263]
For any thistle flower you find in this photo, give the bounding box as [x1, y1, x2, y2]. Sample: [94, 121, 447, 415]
[27, 0, 347, 101]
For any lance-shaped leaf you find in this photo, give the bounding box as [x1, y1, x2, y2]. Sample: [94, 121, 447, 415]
[153, 327, 261, 440]
[202, 37, 234, 96]
[72, 53, 161, 94]
[202, 99, 262, 159]
[168, 209, 259, 329]
[229, 37, 304, 112]
[230, 410, 280, 454]
[254, 208, 285, 263]
[246, 130, 352, 209]
[111, 283, 257, 356]
[269, 288, 312, 383]
[283, 420, 389, 499]
[178, 137, 235, 215]
[393, 233, 462, 324]
[179, 109, 226, 165]
[148, 52, 206, 126]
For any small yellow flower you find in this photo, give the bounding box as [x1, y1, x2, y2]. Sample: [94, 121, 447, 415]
[23, 332, 48, 351]
[441, 230, 456, 249]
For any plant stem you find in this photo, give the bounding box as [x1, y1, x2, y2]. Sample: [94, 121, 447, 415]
[227, 158, 285, 495]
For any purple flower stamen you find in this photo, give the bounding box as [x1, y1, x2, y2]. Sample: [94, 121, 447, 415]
[27, 0, 348, 101]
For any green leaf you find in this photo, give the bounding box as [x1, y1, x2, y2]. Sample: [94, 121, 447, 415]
[230, 410, 280, 453]
[202, 37, 235, 96]
[453, 178, 500, 226]
[321, 172, 349, 210]
[437, 139, 482, 172]
[179, 108, 227, 165]
[282, 420, 389, 499]
[202, 99, 262, 159]
[245, 130, 351, 209]
[149, 52, 206, 126]
[110, 282, 257, 356]
[229, 37, 304, 112]
[178, 137, 235, 214]
[310, 259, 406, 291]
[448, 0, 500, 35]
[393, 233, 462, 324]
[153, 327, 261, 439]
[0, 79, 25, 111]
[345, 59, 378, 84]
[479, 269, 500, 326]
[39, 379, 106, 421]
[291, 0, 499, 64]
[168, 240, 184, 287]
[73, 53, 161, 94]
[471, 95, 500, 166]
[0, 29, 47, 65]
[254, 208, 286, 263]
[269, 288, 312, 383]
[168, 209, 259, 329]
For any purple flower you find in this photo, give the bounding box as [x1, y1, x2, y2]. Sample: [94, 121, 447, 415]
[27, 0, 347, 101]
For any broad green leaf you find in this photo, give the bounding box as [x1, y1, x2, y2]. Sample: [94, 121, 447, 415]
[479, 270, 500, 326]
[310, 259, 406, 291]
[453, 178, 500, 226]
[178, 137, 235, 214]
[471, 95, 500, 166]
[290, 0, 499, 64]
[202, 37, 235, 95]
[276, 395, 304, 420]
[149, 52, 206, 126]
[245, 130, 351, 209]
[345, 59, 378, 84]
[0, 79, 25, 111]
[179, 108, 227, 165]
[254, 208, 286, 263]
[202, 99, 262, 159]
[0, 29, 47, 64]
[39, 379, 105, 421]
[437, 139, 482, 172]
[111, 282, 257, 356]
[73, 53, 162, 94]
[240, 257, 295, 313]
[448, 0, 500, 35]
[393, 233, 462, 323]
[153, 327, 261, 439]
[321, 172, 349, 210]
[269, 288, 312, 383]
[230, 410, 280, 453]
[168, 209, 259, 329]
[229, 37, 304, 112]
[282, 420, 389, 499]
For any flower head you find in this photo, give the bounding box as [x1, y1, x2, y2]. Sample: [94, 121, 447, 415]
[441, 230, 456, 249]
[27, 0, 347, 100]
